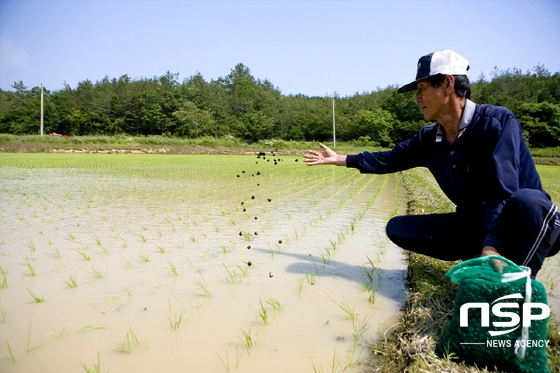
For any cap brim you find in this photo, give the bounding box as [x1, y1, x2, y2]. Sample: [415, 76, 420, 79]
[397, 81, 418, 93]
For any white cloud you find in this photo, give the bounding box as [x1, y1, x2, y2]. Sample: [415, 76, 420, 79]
[0, 37, 29, 69]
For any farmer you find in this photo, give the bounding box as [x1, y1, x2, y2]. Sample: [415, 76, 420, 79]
[304, 50, 560, 277]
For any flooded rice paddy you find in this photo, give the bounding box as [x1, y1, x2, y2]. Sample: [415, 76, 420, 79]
[0, 153, 407, 373]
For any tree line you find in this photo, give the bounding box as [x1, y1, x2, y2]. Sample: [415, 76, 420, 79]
[1, 63, 559, 147]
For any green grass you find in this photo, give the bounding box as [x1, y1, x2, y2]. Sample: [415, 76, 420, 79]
[537, 165, 560, 203]
[531, 147, 560, 158]
[0, 134, 386, 153]
[2, 134, 559, 161]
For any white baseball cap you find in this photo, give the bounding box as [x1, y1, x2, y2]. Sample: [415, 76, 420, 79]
[398, 50, 469, 93]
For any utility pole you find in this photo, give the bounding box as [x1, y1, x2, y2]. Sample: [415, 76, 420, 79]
[332, 95, 336, 147]
[40, 84, 44, 136]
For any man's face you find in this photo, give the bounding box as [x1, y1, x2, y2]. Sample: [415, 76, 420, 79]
[415, 80, 446, 121]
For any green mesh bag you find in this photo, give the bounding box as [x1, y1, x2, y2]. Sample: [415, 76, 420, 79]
[436, 255, 550, 373]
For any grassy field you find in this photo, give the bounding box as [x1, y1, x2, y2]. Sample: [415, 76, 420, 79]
[0, 134, 385, 155]
[0, 134, 558, 163]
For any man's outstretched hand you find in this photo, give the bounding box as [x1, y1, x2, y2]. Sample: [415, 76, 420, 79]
[303, 143, 347, 166]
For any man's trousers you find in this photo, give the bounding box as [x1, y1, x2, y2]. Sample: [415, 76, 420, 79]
[385, 188, 560, 277]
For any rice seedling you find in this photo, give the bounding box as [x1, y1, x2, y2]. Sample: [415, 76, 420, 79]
[104, 291, 131, 312]
[84, 267, 106, 280]
[115, 327, 141, 353]
[221, 263, 241, 284]
[374, 239, 389, 262]
[217, 350, 232, 372]
[0, 341, 16, 364]
[332, 298, 358, 320]
[77, 249, 92, 261]
[351, 314, 371, 343]
[241, 231, 253, 241]
[238, 328, 257, 355]
[49, 247, 62, 259]
[319, 248, 333, 265]
[167, 301, 184, 331]
[366, 279, 382, 304]
[358, 256, 384, 304]
[93, 234, 103, 246]
[76, 325, 107, 332]
[359, 257, 375, 282]
[257, 299, 269, 325]
[21, 258, 39, 277]
[235, 264, 249, 276]
[119, 254, 133, 269]
[193, 275, 212, 297]
[137, 252, 151, 262]
[155, 244, 166, 253]
[266, 298, 283, 312]
[82, 352, 104, 373]
[0, 265, 8, 288]
[64, 272, 79, 288]
[99, 245, 110, 255]
[26, 288, 45, 303]
[164, 260, 179, 276]
[118, 235, 128, 248]
[296, 277, 306, 297]
[304, 272, 318, 285]
[219, 243, 230, 253]
[218, 348, 244, 372]
[312, 351, 341, 373]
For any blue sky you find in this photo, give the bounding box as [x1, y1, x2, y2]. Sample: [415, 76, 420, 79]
[0, 0, 559, 97]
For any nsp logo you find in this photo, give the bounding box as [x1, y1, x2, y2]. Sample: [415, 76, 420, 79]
[460, 293, 550, 336]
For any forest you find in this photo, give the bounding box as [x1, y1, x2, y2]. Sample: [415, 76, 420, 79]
[0, 63, 559, 147]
